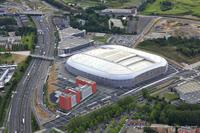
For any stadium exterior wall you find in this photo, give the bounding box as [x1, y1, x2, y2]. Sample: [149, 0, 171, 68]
[65, 62, 168, 88]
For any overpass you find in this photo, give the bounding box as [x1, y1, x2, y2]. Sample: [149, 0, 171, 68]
[0, 65, 17, 68]
[21, 11, 44, 15]
[0, 11, 44, 16]
[30, 54, 54, 61]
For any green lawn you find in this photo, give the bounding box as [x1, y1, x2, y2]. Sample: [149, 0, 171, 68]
[163, 92, 178, 101]
[143, 0, 200, 17]
[93, 35, 110, 43]
[21, 33, 35, 50]
[63, 0, 142, 8]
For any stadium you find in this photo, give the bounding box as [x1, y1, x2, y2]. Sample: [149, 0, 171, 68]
[65, 45, 168, 88]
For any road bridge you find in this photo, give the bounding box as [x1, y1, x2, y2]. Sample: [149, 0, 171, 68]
[30, 54, 54, 61]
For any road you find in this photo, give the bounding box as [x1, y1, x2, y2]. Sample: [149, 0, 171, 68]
[7, 14, 55, 133]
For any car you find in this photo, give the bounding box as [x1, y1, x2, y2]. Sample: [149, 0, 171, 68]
[22, 118, 25, 124]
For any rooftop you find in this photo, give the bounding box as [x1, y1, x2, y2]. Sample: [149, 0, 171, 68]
[76, 76, 95, 84]
[58, 36, 93, 50]
[59, 27, 85, 40]
[109, 18, 124, 29]
[67, 45, 168, 80]
[101, 8, 135, 14]
[176, 81, 200, 94]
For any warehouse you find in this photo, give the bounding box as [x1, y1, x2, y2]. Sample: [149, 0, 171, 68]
[175, 81, 200, 104]
[65, 45, 168, 88]
[58, 36, 94, 57]
[59, 27, 86, 41]
[100, 8, 137, 17]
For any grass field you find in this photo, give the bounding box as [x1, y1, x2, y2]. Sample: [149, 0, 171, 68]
[21, 33, 35, 50]
[163, 92, 178, 101]
[0, 53, 27, 64]
[63, 0, 142, 8]
[143, 0, 200, 17]
[93, 35, 110, 43]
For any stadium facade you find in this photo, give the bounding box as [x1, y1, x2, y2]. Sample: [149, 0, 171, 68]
[65, 45, 168, 88]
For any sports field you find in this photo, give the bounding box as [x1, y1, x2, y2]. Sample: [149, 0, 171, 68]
[143, 0, 200, 16]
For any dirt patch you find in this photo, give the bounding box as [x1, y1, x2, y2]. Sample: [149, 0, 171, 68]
[12, 54, 27, 64]
[47, 64, 57, 95]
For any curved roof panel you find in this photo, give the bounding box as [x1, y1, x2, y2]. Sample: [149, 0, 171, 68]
[66, 45, 168, 80]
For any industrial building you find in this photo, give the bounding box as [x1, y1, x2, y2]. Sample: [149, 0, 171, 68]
[65, 45, 168, 88]
[59, 76, 96, 110]
[175, 81, 200, 104]
[59, 27, 86, 41]
[58, 36, 94, 57]
[99, 8, 137, 17]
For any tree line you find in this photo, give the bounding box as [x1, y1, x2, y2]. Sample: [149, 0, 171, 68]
[70, 6, 126, 34]
[65, 96, 136, 133]
[0, 17, 16, 26]
[65, 88, 200, 132]
[140, 37, 200, 57]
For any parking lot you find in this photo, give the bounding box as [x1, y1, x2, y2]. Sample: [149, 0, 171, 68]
[108, 35, 138, 47]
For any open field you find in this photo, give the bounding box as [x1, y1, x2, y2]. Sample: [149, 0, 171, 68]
[0, 53, 27, 64]
[63, 0, 142, 8]
[143, 0, 200, 17]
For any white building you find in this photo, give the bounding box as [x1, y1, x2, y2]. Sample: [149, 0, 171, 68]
[0, 36, 21, 48]
[65, 45, 168, 88]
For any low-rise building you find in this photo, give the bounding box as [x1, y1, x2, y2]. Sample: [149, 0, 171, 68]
[58, 36, 94, 57]
[109, 18, 124, 30]
[59, 27, 86, 41]
[99, 8, 137, 17]
[0, 36, 21, 49]
[151, 124, 175, 133]
[175, 81, 200, 104]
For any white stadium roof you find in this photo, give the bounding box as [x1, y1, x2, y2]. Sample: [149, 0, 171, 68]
[66, 45, 168, 80]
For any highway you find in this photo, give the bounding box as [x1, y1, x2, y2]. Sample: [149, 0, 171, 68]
[7, 14, 55, 133]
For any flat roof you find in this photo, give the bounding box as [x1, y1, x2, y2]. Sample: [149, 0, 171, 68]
[101, 8, 135, 14]
[176, 81, 200, 94]
[59, 27, 85, 40]
[66, 45, 168, 80]
[58, 36, 93, 50]
[109, 18, 124, 29]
